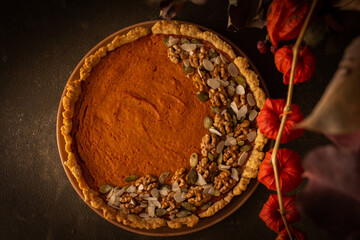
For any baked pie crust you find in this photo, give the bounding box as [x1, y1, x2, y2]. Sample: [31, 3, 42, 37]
[61, 20, 268, 229]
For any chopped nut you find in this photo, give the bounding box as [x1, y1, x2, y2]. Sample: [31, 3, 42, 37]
[167, 45, 182, 64]
[195, 157, 217, 181]
[209, 86, 229, 107]
[135, 175, 159, 195]
[213, 112, 233, 135]
[233, 94, 251, 113]
[234, 120, 251, 142]
[211, 62, 230, 80]
[223, 145, 240, 167]
[192, 73, 207, 92]
[186, 186, 211, 207]
[213, 170, 237, 194]
[200, 133, 219, 158]
[170, 168, 188, 189]
[161, 191, 180, 215]
[119, 193, 143, 214]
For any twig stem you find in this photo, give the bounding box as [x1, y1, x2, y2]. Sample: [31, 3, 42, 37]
[270, 0, 318, 239]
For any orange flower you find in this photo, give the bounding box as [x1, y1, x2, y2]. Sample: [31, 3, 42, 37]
[257, 98, 304, 144]
[258, 149, 303, 193]
[275, 45, 316, 84]
[259, 194, 300, 233]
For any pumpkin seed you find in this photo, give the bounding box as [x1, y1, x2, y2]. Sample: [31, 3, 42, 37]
[217, 152, 223, 165]
[99, 184, 112, 194]
[124, 175, 138, 182]
[182, 64, 194, 74]
[189, 169, 198, 185]
[198, 65, 206, 71]
[200, 202, 212, 210]
[162, 37, 170, 47]
[232, 115, 237, 125]
[191, 39, 201, 44]
[209, 49, 218, 59]
[236, 168, 243, 175]
[227, 86, 236, 97]
[156, 208, 167, 217]
[227, 133, 234, 137]
[160, 184, 171, 190]
[176, 210, 191, 218]
[204, 116, 213, 129]
[181, 188, 189, 193]
[214, 189, 221, 197]
[182, 202, 196, 211]
[237, 140, 245, 146]
[190, 153, 199, 168]
[235, 75, 247, 88]
[240, 144, 252, 152]
[181, 38, 190, 44]
[210, 106, 221, 114]
[207, 152, 214, 161]
[196, 91, 209, 102]
[211, 170, 219, 182]
[227, 107, 236, 116]
[159, 171, 170, 184]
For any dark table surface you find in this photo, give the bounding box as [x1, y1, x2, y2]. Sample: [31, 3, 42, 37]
[1, 1, 358, 239]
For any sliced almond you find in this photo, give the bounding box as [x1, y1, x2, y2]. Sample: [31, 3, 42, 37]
[247, 131, 257, 142]
[225, 137, 237, 146]
[198, 173, 207, 186]
[209, 128, 222, 137]
[203, 59, 214, 71]
[148, 206, 155, 217]
[207, 78, 221, 89]
[168, 36, 179, 46]
[230, 101, 239, 115]
[228, 63, 239, 77]
[139, 213, 150, 218]
[231, 168, 239, 181]
[237, 105, 248, 120]
[220, 54, 228, 63]
[215, 56, 221, 65]
[151, 188, 159, 198]
[218, 164, 231, 170]
[220, 109, 227, 115]
[181, 43, 197, 52]
[183, 59, 190, 67]
[174, 191, 186, 202]
[236, 85, 245, 95]
[238, 152, 248, 166]
[216, 140, 225, 153]
[217, 79, 229, 87]
[249, 110, 258, 121]
[247, 93, 256, 106]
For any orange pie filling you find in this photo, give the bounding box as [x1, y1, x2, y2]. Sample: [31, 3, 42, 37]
[62, 21, 268, 229]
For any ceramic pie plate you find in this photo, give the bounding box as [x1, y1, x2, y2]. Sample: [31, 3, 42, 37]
[56, 20, 272, 236]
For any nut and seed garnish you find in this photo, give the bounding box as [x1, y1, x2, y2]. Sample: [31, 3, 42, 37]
[99, 35, 263, 221]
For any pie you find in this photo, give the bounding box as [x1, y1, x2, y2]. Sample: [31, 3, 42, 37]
[61, 21, 268, 229]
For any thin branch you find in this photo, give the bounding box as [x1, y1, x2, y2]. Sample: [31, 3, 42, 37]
[270, 0, 318, 239]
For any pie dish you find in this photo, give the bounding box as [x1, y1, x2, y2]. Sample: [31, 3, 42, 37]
[57, 20, 269, 235]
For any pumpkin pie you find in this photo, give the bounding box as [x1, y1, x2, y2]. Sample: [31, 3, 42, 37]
[61, 21, 268, 229]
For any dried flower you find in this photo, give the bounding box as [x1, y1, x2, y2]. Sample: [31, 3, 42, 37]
[257, 98, 304, 144]
[258, 149, 303, 193]
[259, 194, 300, 233]
[274, 45, 316, 84]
